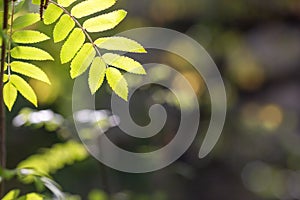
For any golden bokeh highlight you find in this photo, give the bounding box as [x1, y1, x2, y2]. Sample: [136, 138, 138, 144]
[258, 104, 283, 131]
[227, 46, 265, 91]
[241, 103, 284, 132]
[172, 71, 205, 96]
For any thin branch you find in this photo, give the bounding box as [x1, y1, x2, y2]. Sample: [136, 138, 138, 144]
[7, 0, 15, 79]
[0, 0, 10, 197]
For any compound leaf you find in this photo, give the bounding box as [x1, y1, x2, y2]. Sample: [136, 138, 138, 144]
[60, 28, 85, 64]
[106, 67, 128, 100]
[95, 36, 146, 53]
[103, 53, 146, 74]
[43, 3, 63, 25]
[10, 61, 51, 84]
[88, 57, 106, 94]
[83, 10, 127, 33]
[11, 46, 54, 61]
[10, 75, 37, 107]
[53, 14, 75, 43]
[12, 30, 49, 44]
[3, 81, 18, 111]
[12, 13, 39, 30]
[70, 43, 96, 78]
[71, 0, 116, 19]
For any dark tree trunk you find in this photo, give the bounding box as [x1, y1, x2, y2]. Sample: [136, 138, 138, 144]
[0, 0, 9, 197]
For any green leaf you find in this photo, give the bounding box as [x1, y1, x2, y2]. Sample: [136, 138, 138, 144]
[13, 0, 26, 13]
[10, 75, 38, 107]
[88, 57, 106, 94]
[43, 4, 63, 25]
[71, 0, 116, 19]
[83, 10, 127, 33]
[12, 30, 49, 44]
[103, 53, 146, 74]
[2, 189, 20, 200]
[95, 37, 146, 53]
[10, 61, 51, 84]
[4, 62, 7, 71]
[12, 13, 40, 30]
[3, 74, 8, 82]
[0, 11, 3, 29]
[57, 0, 77, 7]
[18, 141, 88, 176]
[3, 81, 18, 111]
[11, 46, 54, 61]
[106, 67, 128, 100]
[70, 43, 96, 78]
[1, 168, 17, 180]
[88, 190, 108, 200]
[60, 28, 85, 64]
[53, 14, 75, 43]
[31, 0, 39, 5]
[18, 193, 43, 200]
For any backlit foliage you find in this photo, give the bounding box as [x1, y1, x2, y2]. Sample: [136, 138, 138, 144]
[1, 0, 147, 111]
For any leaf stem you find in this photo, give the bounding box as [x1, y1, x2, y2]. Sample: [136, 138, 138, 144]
[0, 0, 9, 197]
[7, 0, 15, 79]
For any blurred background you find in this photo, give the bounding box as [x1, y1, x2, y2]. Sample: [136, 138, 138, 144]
[4, 0, 300, 199]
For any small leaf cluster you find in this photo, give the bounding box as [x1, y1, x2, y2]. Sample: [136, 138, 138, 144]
[39, 0, 147, 100]
[2, 190, 43, 200]
[1, 9, 52, 111]
[18, 140, 88, 176]
[0, 166, 64, 199]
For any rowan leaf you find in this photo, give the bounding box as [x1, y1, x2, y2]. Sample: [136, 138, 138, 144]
[10, 75, 37, 107]
[60, 28, 85, 64]
[88, 57, 106, 94]
[43, 4, 63, 25]
[71, 0, 116, 19]
[31, 0, 39, 4]
[12, 13, 39, 30]
[11, 46, 54, 61]
[2, 189, 20, 200]
[95, 37, 146, 53]
[10, 61, 51, 84]
[57, 0, 77, 7]
[12, 30, 49, 44]
[18, 193, 43, 200]
[103, 53, 146, 74]
[0, 11, 3, 29]
[53, 14, 75, 43]
[70, 43, 96, 79]
[3, 74, 8, 82]
[4, 62, 7, 71]
[83, 10, 127, 33]
[106, 67, 128, 100]
[3, 81, 18, 111]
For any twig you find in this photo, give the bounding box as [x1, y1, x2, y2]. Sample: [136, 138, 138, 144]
[0, 0, 9, 197]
